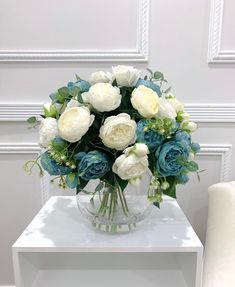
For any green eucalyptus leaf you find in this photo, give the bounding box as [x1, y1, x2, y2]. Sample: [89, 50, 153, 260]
[76, 177, 89, 194]
[58, 87, 70, 98]
[187, 161, 199, 172]
[164, 86, 171, 94]
[146, 68, 153, 76]
[27, 116, 37, 124]
[154, 71, 164, 80]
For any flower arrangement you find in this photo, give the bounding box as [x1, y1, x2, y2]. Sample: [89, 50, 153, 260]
[25, 65, 200, 225]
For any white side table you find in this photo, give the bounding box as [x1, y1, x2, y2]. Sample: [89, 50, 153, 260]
[12, 196, 203, 287]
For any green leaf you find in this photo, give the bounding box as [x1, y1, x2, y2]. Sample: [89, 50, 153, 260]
[146, 68, 153, 76]
[187, 161, 199, 172]
[115, 175, 128, 191]
[163, 177, 177, 199]
[95, 181, 104, 192]
[66, 173, 78, 189]
[75, 74, 81, 80]
[27, 116, 37, 124]
[58, 87, 70, 98]
[54, 92, 65, 104]
[70, 86, 80, 98]
[153, 202, 160, 208]
[77, 93, 84, 104]
[164, 86, 171, 94]
[76, 177, 88, 194]
[101, 171, 115, 188]
[154, 71, 164, 80]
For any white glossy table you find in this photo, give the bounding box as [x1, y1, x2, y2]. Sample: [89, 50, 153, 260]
[12, 196, 203, 287]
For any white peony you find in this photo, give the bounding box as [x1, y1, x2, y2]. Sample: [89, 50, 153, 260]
[39, 117, 58, 148]
[82, 83, 121, 112]
[131, 85, 160, 118]
[89, 71, 113, 84]
[66, 99, 80, 110]
[166, 94, 184, 113]
[124, 142, 149, 157]
[112, 65, 141, 87]
[112, 143, 149, 180]
[157, 98, 177, 120]
[58, 106, 94, 143]
[99, 113, 137, 150]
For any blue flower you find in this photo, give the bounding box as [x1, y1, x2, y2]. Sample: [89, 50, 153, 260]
[191, 142, 200, 153]
[136, 119, 164, 152]
[156, 141, 189, 177]
[77, 151, 111, 180]
[136, 79, 161, 96]
[176, 174, 189, 184]
[174, 130, 191, 143]
[40, 152, 72, 176]
[67, 80, 91, 93]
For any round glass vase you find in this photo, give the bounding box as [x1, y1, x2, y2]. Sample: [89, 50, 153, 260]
[76, 172, 152, 233]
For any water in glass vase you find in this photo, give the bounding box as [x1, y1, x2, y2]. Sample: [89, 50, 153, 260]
[76, 172, 153, 233]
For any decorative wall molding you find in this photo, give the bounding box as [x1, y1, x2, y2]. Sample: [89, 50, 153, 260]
[0, 103, 43, 121]
[0, 0, 149, 63]
[197, 144, 232, 182]
[0, 143, 49, 204]
[185, 104, 235, 122]
[208, 0, 235, 63]
[1, 103, 235, 123]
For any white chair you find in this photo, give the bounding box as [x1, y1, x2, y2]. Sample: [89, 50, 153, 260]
[203, 181, 235, 287]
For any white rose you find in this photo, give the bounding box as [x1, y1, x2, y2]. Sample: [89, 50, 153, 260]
[99, 113, 137, 150]
[157, 98, 177, 119]
[39, 117, 58, 148]
[58, 107, 94, 143]
[166, 94, 184, 113]
[131, 85, 160, 118]
[112, 65, 141, 87]
[112, 143, 149, 180]
[82, 83, 121, 112]
[89, 71, 113, 84]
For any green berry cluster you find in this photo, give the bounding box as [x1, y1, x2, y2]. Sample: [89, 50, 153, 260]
[48, 145, 76, 169]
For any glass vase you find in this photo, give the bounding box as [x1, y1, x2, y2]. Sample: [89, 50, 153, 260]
[76, 172, 152, 232]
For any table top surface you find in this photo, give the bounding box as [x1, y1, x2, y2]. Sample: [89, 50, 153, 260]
[13, 196, 203, 252]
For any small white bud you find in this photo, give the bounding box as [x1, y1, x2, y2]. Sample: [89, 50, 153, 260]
[161, 182, 170, 190]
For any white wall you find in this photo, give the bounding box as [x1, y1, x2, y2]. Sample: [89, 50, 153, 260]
[0, 0, 235, 285]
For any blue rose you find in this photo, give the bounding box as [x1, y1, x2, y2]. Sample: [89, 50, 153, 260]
[156, 141, 189, 177]
[40, 151, 72, 176]
[67, 80, 91, 93]
[191, 142, 200, 153]
[136, 119, 164, 152]
[77, 151, 111, 180]
[176, 174, 189, 184]
[174, 130, 191, 143]
[136, 79, 161, 96]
